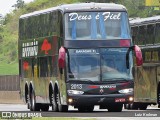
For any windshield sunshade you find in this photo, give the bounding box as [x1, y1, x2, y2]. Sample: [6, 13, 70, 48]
[65, 12, 131, 40]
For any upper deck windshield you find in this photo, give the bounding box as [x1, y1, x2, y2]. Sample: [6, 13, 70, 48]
[67, 48, 133, 82]
[65, 12, 131, 40]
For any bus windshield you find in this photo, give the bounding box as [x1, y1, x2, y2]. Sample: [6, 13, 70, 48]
[65, 12, 131, 40]
[101, 48, 133, 81]
[67, 48, 133, 82]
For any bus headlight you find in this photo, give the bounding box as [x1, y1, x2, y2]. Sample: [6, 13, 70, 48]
[118, 88, 133, 94]
[67, 90, 84, 95]
[129, 97, 134, 101]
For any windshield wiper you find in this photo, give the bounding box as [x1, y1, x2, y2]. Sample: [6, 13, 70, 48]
[79, 79, 98, 84]
[67, 79, 97, 84]
[102, 78, 131, 83]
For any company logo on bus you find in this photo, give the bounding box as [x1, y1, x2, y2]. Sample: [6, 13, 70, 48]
[75, 49, 98, 54]
[100, 85, 116, 90]
[100, 88, 104, 94]
[41, 39, 51, 55]
[22, 39, 38, 57]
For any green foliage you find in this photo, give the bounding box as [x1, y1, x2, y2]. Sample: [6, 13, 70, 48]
[0, 62, 18, 75]
[13, 0, 25, 9]
[0, 0, 160, 75]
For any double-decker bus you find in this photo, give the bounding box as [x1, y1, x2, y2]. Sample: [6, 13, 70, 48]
[18, 3, 143, 112]
[128, 16, 160, 110]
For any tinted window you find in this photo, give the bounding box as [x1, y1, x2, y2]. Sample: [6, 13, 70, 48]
[155, 23, 160, 44]
[131, 26, 139, 44]
[67, 49, 100, 81]
[19, 11, 61, 40]
[65, 12, 131, 40]
[138, 26, 146, 45]
[146, 24, 155, 44]
[101, 48, 133, 81]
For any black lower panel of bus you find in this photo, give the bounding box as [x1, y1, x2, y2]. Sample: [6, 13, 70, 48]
[68, 94, 133, 106]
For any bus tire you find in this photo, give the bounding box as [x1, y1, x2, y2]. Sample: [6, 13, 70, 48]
[124, 104, 129, 109]
[51, 92, 58, 112]
[56, 93, 68, 112]
[30, 90, 40, 111]
[78, 106, 94, 112]
[139, 104, 147, 110]
[130, 103, 138, 110]
[86, 106, 94, 112]
[41, 104, 49, 111]
[78, 106, 84, 112]
[27, 94, 31, 109]
[107, 104, 123, 112]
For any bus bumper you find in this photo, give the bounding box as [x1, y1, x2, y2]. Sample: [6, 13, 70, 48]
[67, 94, 133, 106]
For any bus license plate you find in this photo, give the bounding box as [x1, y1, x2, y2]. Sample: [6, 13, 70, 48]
[115, 98, 125, 102]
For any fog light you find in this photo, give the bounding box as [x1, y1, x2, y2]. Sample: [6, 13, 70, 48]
[68, 98, 73, 103]
[129, 97, 134, 101]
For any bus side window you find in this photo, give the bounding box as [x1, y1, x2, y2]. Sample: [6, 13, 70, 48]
[138, 25, 147, 45]
[53, 55, 58, 77]
[19, 60, 22, 77]
[155, 23, 160, 44]
[132, 26, 139, 44]
[146, 24, 155, 45]
[48, 56, 53, 77]
[39, 57, 49, 77]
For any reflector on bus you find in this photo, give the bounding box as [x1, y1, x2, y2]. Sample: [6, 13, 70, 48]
[120, 40, 130, 47]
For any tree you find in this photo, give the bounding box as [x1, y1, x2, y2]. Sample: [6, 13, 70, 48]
[12, 0, 25, 9]
[0, 14, 4, 25]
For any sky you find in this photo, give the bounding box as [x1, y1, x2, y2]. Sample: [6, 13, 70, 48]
[0, 0, 34, 16]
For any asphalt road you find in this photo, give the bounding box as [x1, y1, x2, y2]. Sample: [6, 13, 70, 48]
[0, 104, 159, 118]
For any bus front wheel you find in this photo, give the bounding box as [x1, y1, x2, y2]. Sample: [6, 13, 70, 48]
[78, 106, 94, 112]
[107, 104, 123, 112]
[130, 103, 138, 110]
[139, 104, 148, 110]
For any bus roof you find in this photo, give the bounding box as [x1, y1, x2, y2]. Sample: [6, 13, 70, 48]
[20, 3, 127, 19]
[130, 16, 160, 26]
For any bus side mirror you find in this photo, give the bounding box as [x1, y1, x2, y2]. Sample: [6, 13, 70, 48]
[134, 45, 143, 66]
[58, 46, 66, 74]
